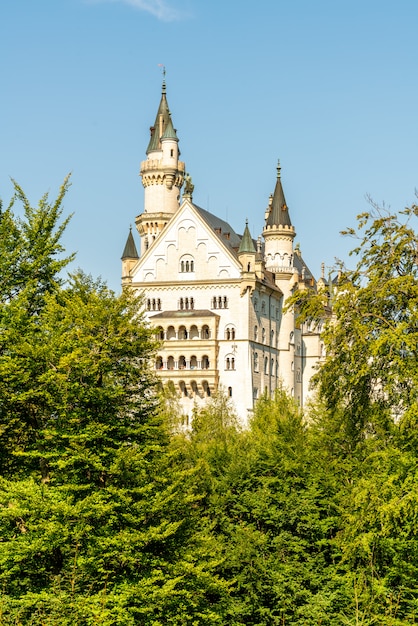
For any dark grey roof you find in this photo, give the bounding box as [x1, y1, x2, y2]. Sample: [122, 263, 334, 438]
[161, 115, 178, 141]
[149, 309, 219, 320]
[121, 228, 139, 259]
[266, 161, 292, 228]
[146, 80, 172, 154]
[192, 204, 242, 251]
[238, 220, 256, 254]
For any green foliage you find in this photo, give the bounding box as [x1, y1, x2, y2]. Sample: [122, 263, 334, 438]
[0, 183, 229, 624]
[289, 201, 418, 449]
[2, 180, 418, 623]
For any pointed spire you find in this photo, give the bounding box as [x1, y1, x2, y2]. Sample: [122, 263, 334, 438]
[265, 159, 292, 228]
[121, 227, 139, 260]
[238, 219, 256, 254]
[146, 78, 172, 154]
[161, 114, 178, 141]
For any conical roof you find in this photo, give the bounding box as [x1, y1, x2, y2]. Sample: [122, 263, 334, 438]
[238, 220, 256, 254]
[265, 161, 292, 228]
[161, 115, 178, 141]
[121, 228, 139, 259]
[146, 79, 172, 154]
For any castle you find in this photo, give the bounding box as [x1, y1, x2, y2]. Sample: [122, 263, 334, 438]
[121, 78, 325, 425]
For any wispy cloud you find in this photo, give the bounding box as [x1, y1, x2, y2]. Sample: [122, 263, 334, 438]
[87, 0, 189, 22]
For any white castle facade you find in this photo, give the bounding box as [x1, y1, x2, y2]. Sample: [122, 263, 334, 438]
[121, 79, 325, 426]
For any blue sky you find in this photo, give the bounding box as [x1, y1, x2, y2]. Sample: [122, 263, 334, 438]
[1, 0, 417, 290]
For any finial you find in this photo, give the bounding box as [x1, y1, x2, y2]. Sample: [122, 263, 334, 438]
[129, 224, 132, 232]
[158, 64, 166, 92]
[321, 262, 325, 279]
[245, 218, 248, 226]
[277, 159, 281, 179]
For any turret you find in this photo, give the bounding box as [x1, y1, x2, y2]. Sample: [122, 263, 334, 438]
[238, 219, 256, 273]
[263, 161, 296, 276]
[136, 77, 186, 254]
[121, 226, 139, 285]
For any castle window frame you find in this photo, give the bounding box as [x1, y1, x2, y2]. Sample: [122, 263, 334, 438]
[179, 254, 195, 273]
[254, 352, 259, 372]
[225, 325, 236, 341]
[211, 296, 228, 309]
[225, 354, 236, 370]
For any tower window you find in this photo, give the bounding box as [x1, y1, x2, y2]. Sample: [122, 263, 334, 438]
[225, 325, 236, 340]
[179, 255, 195, 273]
[211, 295, 228, 309]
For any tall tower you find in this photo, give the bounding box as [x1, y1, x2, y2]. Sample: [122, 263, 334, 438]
[135, 78, 186, 255]
[263, 162, 298, 394]
[263, 161, 296, 274]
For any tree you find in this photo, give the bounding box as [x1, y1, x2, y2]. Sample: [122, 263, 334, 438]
[0, 176, 74, 310]
[0, 184, 230, 624]
[289, 201, 418, 447]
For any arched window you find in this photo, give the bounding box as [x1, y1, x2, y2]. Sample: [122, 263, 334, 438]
[166, 326, 176, 340]
[271, 358, 274, 374]
[271, 329, 274, 346]
[167, 356, 175, 370]
[228, 386, 232, 397]
[190, 355, 198, 369]
[178, 355, 186, 369]
[202, 355, 210, 369]
[261, 301, 266, 314]
[264, 357, 268, 374]
[225, 354, 235, 370]
[254, 352, 259, 371]
[225, 325, 236, 341]
[202, 325, 210, 339]
[179, 254, 195, 273]
[155, 356, 163, 370]
[254, 325, 258, 341]
[262, 328, 266, 343]
[190, 325, 199, 339]
[178, 326, 187, 340]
